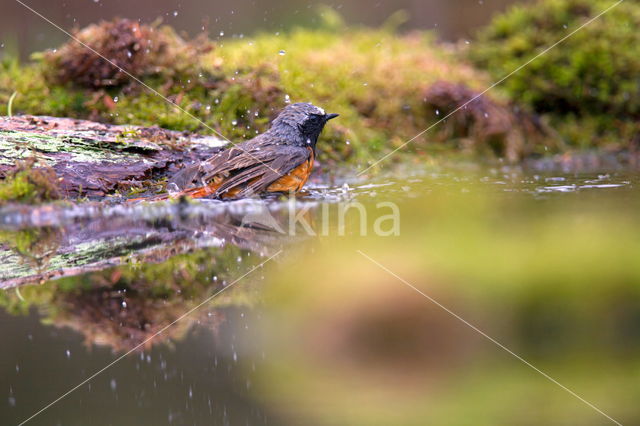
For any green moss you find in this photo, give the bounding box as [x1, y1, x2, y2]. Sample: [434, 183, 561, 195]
[469, 0, 640, 147]
[0, 170, 36, 201]
[0, 160, 60, 203]
[0, 59, 88, 118]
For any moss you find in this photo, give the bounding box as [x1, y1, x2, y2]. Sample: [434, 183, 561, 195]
[0, 59, 87, 118]
[0, 159, 61, 203]
[469, 0, 640, 148]
[0, 13, 532, 167]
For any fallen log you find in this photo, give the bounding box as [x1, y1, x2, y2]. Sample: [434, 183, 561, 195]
[0, 115, 227, 198]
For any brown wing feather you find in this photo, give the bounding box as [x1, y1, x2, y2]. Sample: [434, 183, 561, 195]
[169, 143, 252, 191]
[170, 142, 311, 199]
[216, 146, 311, 198]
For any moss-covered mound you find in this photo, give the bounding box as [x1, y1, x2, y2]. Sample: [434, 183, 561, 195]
[469, 0, 640, 149]
[0, 12, 545, 168]
[44, 19, 214, 89]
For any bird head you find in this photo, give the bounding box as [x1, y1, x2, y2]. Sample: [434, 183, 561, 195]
[269, 103, 339, 147]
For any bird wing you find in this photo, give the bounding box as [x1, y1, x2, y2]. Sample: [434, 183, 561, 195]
[169, 143, 311, 198]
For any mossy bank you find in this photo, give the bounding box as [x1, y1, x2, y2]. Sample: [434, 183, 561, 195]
[0, 10, 546, 173]
[469, 0, 640, 150]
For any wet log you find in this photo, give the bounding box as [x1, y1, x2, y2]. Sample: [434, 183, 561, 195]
[0, 115, 227, 197]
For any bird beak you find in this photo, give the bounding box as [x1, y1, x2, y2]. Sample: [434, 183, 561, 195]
[325, 113, 339, 121]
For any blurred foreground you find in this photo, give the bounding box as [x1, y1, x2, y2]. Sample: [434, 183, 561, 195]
[258, 178, 640, 425]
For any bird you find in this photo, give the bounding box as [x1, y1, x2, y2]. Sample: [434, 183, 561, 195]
[133, 103, 338, 201]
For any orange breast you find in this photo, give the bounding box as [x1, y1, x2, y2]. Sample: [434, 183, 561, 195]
[267, 148, 314, 193]
[185, 179, 246, 199]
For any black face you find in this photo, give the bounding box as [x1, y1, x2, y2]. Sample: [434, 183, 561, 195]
[298, 113, 339, 145]
[268, 103, 338, 147]
[299, 114, 327, 139]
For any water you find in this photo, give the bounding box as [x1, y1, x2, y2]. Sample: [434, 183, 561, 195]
[1, 168, 639, 425]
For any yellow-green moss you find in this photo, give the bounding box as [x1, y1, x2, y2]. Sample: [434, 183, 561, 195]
[0, 160, 61, 204]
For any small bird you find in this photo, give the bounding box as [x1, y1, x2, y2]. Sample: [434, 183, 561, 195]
[137, 103, 338, 201]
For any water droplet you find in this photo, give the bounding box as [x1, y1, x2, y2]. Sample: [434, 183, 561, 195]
[66, 350, 71, 358]
[113, 96, 119, 103]
[219, 31, 225, 37]
[278, 50, 286, 56]
[110, 379, 117, 390]
[173, 11, 178, 17]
